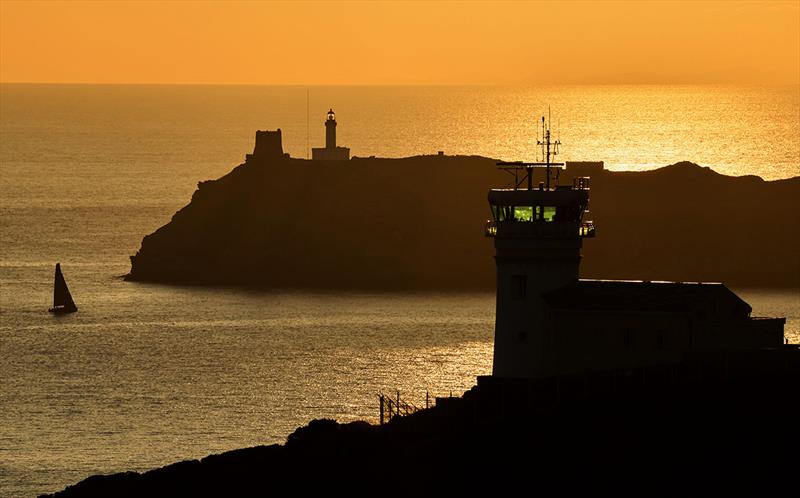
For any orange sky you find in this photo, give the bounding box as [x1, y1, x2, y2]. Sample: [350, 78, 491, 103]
[1, 0, 798, 85]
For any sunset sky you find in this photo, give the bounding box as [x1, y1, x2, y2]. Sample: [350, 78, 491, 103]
[1, 0, 798, 85]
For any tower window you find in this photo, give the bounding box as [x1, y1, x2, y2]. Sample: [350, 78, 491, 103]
[623, 328, 635, 351]
[491, 205, 513, 221]
[511, 275, 527, 299]
[513, 206, 533, 222]
[657, 330, 666, 350]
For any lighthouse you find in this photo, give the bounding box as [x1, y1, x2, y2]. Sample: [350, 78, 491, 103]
[325, 109, 337, 148]
[312, 109, 350, 161]
[486, 116, 595, 378]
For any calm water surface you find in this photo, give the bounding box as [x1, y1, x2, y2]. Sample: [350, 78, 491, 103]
[1, 84, 798, 497]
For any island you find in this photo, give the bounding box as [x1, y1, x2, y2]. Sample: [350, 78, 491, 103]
[126, 130, 800, 290]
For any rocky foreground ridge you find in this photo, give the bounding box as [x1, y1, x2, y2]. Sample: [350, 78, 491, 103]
[44, 355, 800, 497]
[127, 153, 800, 289]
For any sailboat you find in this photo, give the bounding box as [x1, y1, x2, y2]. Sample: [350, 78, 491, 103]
[48, 263, 78, 314]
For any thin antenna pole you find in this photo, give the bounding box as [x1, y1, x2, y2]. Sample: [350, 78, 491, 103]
[536, 110, 561, 190]
[541, 115, 545, 160]
[546, 116, 551, 189]
[306, 89, 309, 160]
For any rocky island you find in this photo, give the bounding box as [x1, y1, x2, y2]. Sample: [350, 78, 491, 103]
[127, 130, 800, 290]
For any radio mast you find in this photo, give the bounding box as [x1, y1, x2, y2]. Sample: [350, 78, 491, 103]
[536, 109, 561, 189]
[497, 110, 564, 190]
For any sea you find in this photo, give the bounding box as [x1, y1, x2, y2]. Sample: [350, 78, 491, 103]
[1, 84, 799, 497]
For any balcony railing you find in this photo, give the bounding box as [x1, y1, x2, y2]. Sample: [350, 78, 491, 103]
[485, 220, 596, 238]
[579, 221, 596, 238]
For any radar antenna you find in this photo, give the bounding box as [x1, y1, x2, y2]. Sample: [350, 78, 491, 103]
[497, 110, 564, 190]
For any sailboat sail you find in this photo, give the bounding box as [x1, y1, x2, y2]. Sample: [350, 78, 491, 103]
[51, 263, 77, 312]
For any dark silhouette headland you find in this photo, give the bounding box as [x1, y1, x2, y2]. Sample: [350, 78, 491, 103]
[125, 114, 800, 290]
[45, 116, 799, 496]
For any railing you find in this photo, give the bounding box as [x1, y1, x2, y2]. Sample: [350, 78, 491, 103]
[485, 220, 596, 238]
[485, 221, 497, 237]
[378, 390, 430, 425]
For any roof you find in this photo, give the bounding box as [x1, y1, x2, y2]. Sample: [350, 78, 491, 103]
[488, 188, 588, 206]
[543, 279, 752, 316]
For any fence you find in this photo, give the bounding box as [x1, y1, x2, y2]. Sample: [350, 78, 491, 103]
[377, 390, 433, 425]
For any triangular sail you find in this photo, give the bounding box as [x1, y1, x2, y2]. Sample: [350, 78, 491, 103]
[53, 263, 77, 311]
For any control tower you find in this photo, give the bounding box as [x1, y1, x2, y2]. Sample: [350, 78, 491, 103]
[486, 116, 595, 378]
[312, 109, 350, 161]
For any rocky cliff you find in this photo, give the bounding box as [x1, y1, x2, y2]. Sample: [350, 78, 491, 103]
[127, 154, 800, 289]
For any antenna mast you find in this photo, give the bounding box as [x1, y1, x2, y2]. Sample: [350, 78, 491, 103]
[496, 110, 564, 190]
[306, 89, 310, 160]
[536, 110, 561, 189]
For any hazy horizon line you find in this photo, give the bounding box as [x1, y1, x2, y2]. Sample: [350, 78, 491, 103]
[3, 81, 799, 88]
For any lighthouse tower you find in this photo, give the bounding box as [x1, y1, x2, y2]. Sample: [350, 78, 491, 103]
[312, 109, 350, 161]
[325, 109, 337, 148]
[486, 116, 595, 378]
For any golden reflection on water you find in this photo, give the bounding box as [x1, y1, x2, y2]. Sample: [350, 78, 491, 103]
[0, 287, 496, 498]
[1, 84, 798, 497]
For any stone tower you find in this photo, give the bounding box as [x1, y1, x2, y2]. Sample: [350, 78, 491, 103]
[251, 129, 284, 158]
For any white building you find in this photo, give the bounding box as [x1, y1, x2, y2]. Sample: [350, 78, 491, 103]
[486, 135, 785, 379]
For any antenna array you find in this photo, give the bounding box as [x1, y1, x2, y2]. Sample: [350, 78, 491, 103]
[497, 110, 564, 190]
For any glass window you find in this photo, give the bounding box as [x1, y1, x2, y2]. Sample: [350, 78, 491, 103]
[491, 205, 509, 221]
[543, 206, 556, 222]
[514, 206, 533, 222]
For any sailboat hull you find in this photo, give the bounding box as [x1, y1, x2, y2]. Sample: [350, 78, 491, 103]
[49, 305, 77, 314]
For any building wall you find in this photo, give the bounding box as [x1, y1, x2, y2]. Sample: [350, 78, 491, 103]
[312, 147, 350, 161]
[545, 309, 689, 375]
[565, 161, 604, 178]
[543, 308, 786, 376]
[492, 239, 582, 378]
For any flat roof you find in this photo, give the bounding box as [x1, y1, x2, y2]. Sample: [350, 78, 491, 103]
[488, 188, 588, 206]
[543, 279, 752, 315]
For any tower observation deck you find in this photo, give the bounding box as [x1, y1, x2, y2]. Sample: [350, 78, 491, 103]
[488, 115, 595, 378]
